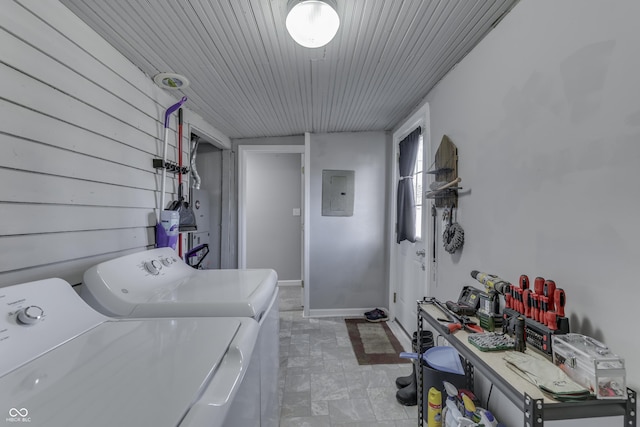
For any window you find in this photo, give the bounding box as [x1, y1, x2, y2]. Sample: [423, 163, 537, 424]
[413, 134, 424, 241]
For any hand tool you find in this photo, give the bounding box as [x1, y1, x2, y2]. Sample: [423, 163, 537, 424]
[546, 310, 558, 331]
[555, 288, 566, 317]
[523, 289, 532, 318]
[519, 275, 529, 313]
[531, 294, 539, 321]
[514, 316, 526, 352]
[426, 297, 483, 333]
[540, 295, 548, 323]
[547, 288, 567, 330]
[505, 292, 513, 309]
[534, 276, 545, 295]
[515, 288, 524, 314]
[509, 284, 516, 306]
[544, 280, 556, 311]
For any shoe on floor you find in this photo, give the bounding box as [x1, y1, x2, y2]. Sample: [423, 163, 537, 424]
[365, 310, 388, 322]
[364, 308, 385, 317]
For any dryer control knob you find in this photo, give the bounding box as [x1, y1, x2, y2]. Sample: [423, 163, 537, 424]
[144, 260, 162, 275]
[17, 306, 44, 325]
[161, 257, 174, 267]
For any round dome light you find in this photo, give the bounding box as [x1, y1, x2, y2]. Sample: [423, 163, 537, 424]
[286, 0, 340, 48]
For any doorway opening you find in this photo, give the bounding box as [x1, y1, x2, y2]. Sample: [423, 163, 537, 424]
[238, 144, 309, 312]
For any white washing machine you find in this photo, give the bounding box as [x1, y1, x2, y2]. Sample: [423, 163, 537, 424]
[0, 278, 260, 427]
[80, 247, 280, 427]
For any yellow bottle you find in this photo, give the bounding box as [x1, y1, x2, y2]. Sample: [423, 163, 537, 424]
[427, 387, 443, 427]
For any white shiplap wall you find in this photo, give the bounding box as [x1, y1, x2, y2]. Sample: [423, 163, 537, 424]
[0, 0, 227, 287]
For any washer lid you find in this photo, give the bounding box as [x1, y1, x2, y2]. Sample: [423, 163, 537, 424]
[0, 316, 251, 427]
[134, 269, 278, 318]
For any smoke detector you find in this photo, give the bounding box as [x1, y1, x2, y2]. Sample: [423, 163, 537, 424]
[153, 73, 190, 90]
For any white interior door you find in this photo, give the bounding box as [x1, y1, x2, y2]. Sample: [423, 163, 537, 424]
[389, 107, 431, 336]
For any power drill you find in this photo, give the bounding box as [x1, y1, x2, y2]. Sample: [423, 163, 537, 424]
[471, 270, 509, 331]
[470, 270, 511, 295]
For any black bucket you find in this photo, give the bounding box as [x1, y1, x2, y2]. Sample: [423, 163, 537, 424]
[421, 357, 467, 416]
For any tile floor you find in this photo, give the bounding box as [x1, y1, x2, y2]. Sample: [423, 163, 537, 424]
[278, 304, 419, 426]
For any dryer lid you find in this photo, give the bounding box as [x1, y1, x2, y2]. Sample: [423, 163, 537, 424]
[0, 316, 253, 427]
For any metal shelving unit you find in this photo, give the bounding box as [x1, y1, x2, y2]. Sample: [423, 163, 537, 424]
[416, 299, 636, 426]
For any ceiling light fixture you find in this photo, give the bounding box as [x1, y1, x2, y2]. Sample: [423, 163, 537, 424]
[286, 0, 340, 48]
[153, 73, 190, 90]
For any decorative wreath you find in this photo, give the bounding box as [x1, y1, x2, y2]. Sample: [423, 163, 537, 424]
[443, 206, 464, 254]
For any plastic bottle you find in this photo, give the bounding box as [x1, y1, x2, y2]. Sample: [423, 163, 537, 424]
[156, 210, 179, 249]
[478, 408, 499, 427]
[427, 387, 443, 427]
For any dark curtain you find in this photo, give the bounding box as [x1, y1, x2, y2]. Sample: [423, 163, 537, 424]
[396, 127, 421, 243]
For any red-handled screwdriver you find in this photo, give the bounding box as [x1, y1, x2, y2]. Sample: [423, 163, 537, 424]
[534, 277, 544, 295]
[540, 295, 548, 324]
[531, 294, 539, 321]
[523, 289, 532, 318]
[555, 288, 566, 317]
[544, 280, 556, 311]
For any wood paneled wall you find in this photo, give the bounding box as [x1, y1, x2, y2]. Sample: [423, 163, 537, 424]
[0, 1, 226, 287]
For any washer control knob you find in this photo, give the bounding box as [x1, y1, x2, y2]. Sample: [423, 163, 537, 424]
[161, 257, 174, 267]
[144, 260, 162, 275]
[17, 306, 44, 325]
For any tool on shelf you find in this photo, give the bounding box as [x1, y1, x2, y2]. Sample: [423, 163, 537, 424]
[470, 270, 511, 295]
[445, 286, 483, 316]
[425, 297, 483, 334]
[502, 275, 570, 357]
[467, 332, 515, 352]
[417, 300, 636, 426]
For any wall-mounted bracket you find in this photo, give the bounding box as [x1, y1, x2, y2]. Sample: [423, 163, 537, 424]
[432, 135, 458, 207]
[153, 158, 189, 174]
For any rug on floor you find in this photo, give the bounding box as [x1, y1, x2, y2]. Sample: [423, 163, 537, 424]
[345, 318, 409, 365]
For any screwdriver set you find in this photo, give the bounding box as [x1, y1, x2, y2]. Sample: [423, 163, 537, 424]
[502, 274, 570, 357]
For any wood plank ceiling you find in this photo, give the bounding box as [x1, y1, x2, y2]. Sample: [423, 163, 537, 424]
[60, 0, 519, 139]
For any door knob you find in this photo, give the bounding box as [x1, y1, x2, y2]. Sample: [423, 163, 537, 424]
[416, 249, 426, 257]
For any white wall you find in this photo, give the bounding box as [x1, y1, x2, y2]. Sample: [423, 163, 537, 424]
[405, 0, 639, 424]
[0, 1, 225, 286]
[309, 132, 390, 313]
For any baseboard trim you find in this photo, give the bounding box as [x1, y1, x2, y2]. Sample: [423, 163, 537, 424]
[278, 280, 302, 287]
[386, 320, 412, 352]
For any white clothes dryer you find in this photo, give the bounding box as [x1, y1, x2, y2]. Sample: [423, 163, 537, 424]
[80, 247, 280, 427]
[0, 278, 260, 427]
